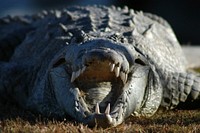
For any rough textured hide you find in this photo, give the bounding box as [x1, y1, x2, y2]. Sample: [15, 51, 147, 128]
[0, 6, 200, 128]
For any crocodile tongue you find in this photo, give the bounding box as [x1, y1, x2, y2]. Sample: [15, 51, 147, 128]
[77, 82, 114, 111]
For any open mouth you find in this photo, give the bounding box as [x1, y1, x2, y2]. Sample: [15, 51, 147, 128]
[72, 60, 126, 113]
[65, 48, 137, 127]
[50, 47, 150, 128]
[70, 48, 130, 111]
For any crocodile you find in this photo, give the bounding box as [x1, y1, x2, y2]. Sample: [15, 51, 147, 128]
[0, 5, 200, 128]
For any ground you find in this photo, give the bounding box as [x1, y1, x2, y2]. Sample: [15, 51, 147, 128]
[0, 70, 200, 133]
[1, 104, 200, 132]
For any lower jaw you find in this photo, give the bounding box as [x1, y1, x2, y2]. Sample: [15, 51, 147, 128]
[75, 81, 134, 128]
[78, 67, 151, 127]
[50, 65, 127, 127]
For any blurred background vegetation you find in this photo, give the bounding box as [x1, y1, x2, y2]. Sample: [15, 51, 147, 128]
[0, 0, 200, 45]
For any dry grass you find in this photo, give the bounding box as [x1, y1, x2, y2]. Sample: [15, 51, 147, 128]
[1, 69, 200, 132]
[1, 110, 200, 133]
[1, 100, 200, 132]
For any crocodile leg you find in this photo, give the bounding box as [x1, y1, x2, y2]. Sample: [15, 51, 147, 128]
[0, 62, 29, 105]
[0, 62, 13, 101]
[161, 71, 200, 109]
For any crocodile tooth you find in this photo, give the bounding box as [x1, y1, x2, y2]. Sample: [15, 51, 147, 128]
[105, 103, 110, 115]
[81, 66, 86, 74]
[118, 105, 123, 117]
[114, 66, 120, 77]
[125, 73, 128, 83]
[120, 71, 127, 84]
[70, 87, 80, 96]
[95, 103, 100, 114]
[75, 106, 79, 112]
[71, 72, 76, 82]
[75, 101, 79, 107]
[105, 114, 113, 126]
[75, 69, 81, 79]
[110, 63, 115, 72]
[59, 23, 68, 32]
[74, 87, 81, 95]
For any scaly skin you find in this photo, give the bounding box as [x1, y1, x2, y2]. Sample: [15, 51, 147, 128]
[0, 6, 200, 128]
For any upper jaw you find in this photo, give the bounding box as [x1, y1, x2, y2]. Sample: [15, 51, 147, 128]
[70, 47, 130, 84]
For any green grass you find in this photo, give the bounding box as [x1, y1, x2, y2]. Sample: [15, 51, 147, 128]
[1, 68, 200, 132]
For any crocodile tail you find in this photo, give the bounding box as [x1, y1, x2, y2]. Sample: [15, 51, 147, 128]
[161, 71, 200, 109]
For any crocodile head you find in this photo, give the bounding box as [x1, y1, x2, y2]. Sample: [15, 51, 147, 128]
[49, 39, 161, 128]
